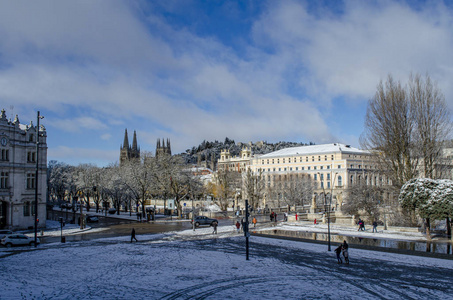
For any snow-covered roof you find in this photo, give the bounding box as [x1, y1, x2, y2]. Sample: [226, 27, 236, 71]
[259, 143, 369, 158]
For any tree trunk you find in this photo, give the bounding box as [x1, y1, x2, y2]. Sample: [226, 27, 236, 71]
[425, 218, 431, 240]
[446, 217, 451, 238]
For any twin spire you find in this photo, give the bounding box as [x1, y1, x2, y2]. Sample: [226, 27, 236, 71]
[120, 129, 140, 165]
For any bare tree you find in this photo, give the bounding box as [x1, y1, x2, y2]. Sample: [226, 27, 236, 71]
[343, 183, 384, 221]
[214, 168, 241, 211]
[361, 73, 452, 188]
[409, 73, 452, 179]
[243, 168, 265, 209]
[361, 74, 417, 188]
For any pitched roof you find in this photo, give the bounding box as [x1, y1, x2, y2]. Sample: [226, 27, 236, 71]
[259, 143, 369, 158]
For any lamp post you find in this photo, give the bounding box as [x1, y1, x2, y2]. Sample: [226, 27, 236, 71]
[318, 172, 332, 251]
[34, 111, 44, 247]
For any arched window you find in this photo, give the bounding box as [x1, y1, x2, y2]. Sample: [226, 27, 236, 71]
[338, 176, 342, 186]
[350, 175, 354, 185]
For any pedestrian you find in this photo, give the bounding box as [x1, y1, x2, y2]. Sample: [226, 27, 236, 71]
[235, 221, 240, 233]
[342, 240, 349, 264]
[270, 212, 274, 222]
[361, 220, 365, 231]
[252, 217, 257, 228]
[284, 212, 288, 221]
[274, 213, 277, 222]
[357, 219, 364, 231]
[212, 222, 218, 234]
[314, 218, 317, 225]
[131, 228, 137, 243]
[372, 220, 378, 233]
[334, 245, 343, 264]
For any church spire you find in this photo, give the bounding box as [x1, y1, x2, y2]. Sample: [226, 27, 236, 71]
[122, 129, 129, 149]
[132, 130, 138, 151]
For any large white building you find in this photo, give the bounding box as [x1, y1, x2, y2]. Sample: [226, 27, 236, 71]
[0, 109, 47, 230]
[248, 143, 389, 209]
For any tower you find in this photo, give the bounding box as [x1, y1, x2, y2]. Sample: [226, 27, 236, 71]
[156, 138, 172, 157]
[120, 129, 140, 165]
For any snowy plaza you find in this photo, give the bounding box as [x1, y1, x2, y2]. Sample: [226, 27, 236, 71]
[1, 221, 452, 299]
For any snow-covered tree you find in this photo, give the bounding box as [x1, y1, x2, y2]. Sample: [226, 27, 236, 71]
[399, 178, 453, 238]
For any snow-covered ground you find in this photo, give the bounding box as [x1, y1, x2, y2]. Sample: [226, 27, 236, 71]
[0, 221, 452, 299]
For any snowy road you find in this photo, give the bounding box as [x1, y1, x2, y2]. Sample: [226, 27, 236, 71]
[1, 225, 452, 299]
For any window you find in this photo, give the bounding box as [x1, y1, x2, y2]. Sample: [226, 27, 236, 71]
[314, 166, 317, 170]
[314, 174, 317, 180]
[1, 149, 8, 161]
[29, 134, 34, 142]
[320, 174, 324, 180]
[327, 173, 330, 180]
[331, 155, 334, 160]
[284, 168, 287, 171]
[289, 158, 291, 163]
[312, 156, 314, 161]
[272, 159, 274, 164]
[358, 165, 361, 169]
[267, 159, 269, 164]
[324, 155, 327, 161]
[338, 165, 341, 169]
[302, 167, 304, 170]
[283, 158, 285, 163]
[338, 176, 342, 186]
[290, 167, 292, 171]
[262, 160, 264, 164]
[0, 172, 8, 188]
[278, 168, 281, 171]
[321, 166, 323, 170]
[24, 201, 30, 216]
[350, 175, 354, 185]
[277, 159, 280, 163]
[27, 152, 36, 162]
[296, 167, 298, 171]
[327, 182, 330, 188]
[300, 157, 302, 162]
[350, 164, 354, 169]
[327, 166, 330, 169]
[27, 173, 36, 189]
[273, 168, 276, 171]
[318, 156, 321, 161]
[308, 167, 311, 170]
[321, 182, 324, 188]
[306, 157, 308, 162]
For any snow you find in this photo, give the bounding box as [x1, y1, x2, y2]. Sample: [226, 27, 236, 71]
[1, 220, 452, 299]
[259, 143, 369, 158]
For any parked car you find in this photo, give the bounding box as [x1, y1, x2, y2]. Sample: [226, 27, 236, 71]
[0, 230, 14, 239]
[1, 234, 39, 247]
[190, 216, 218, 227]
[86, 215, 99, 223]
[108, 208, 116, 214]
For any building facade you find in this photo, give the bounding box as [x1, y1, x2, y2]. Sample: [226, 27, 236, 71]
[0, 109, 47, 230]
[247, 143, 390, 209]
[217, 147, 252, 173]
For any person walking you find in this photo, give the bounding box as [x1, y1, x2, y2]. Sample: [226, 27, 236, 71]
[270, 212, 274, 222]
[372, 220, 378, 233]
[252, 217, 257, 228]
[235, 221, 241, 233]
[212, 222, 218, 234]
[342, 240, 349, 264]
[131, 228, 138, 243]
[274, 213, 278, 222]
[334, 245, 343, 264]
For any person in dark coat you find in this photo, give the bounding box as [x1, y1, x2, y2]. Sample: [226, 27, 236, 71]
[131, 228, 137, 242]
[212, 222, 218, 234]
[235, 221, 241, 233]
[372, 220, 378, 233]
[334, 245, 343, 264]
[342, 240, 349, 264]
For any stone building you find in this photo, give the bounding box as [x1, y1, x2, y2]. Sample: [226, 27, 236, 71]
[0, 109, 47, 230]
[217, 147, 252, 173]
[119, 129, 140, 165]
[247, 143, 391, 209]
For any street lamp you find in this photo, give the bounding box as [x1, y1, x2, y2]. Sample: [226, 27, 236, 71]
[317, 171, 334, 252]
[34, 111, 44, 247]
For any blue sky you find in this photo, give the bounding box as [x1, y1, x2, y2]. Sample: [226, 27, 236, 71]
[1, 0, 453, 166]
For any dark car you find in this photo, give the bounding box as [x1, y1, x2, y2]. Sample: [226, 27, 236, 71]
[191, 216, 218, 227]
[86, 215, 99, 223]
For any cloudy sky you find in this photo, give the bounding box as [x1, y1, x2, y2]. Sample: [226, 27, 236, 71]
[1, 0, 453, 166]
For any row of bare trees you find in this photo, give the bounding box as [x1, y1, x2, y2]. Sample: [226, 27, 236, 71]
[48, 152, 204, 218]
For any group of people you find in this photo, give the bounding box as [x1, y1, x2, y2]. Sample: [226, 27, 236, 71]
[334, 240, 349, 264]
[358, 218, 380, 233]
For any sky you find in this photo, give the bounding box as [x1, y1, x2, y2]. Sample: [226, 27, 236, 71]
[1, 0, 453, 166]
[1, 220, 452, 298]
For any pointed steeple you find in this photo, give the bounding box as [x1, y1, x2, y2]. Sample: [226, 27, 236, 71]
[132, 130, 138, 151]
[122, 129, 129, 149]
